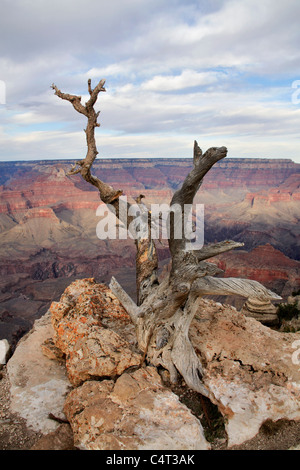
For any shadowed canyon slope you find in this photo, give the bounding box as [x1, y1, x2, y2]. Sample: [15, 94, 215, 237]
[0, 157, 299, 345]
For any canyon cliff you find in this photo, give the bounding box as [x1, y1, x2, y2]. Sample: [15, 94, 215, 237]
[0, 157, 299, 345]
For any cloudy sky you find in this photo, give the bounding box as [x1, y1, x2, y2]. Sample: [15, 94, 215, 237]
[0, 0, 300, 162]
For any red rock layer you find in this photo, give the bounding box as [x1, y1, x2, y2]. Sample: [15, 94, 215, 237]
[214, 244, 300, 296]
[244, 173, 300, 207]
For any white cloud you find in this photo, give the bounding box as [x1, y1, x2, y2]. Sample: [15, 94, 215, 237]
[141, 70, 223, 92]
[11, 111, 53, 125]
[0, 0, 300, 162]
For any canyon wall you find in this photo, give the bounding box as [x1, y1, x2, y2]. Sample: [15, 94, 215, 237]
[0, 157, 299, 345]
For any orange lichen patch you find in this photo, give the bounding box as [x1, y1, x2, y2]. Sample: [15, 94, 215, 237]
[54, 315, 98, 353]
[49, 301, 60, 314]
[49, 279, 137, 376]
[68, 282, 132, 323]
[50, 301, 71, 329]
[63, 326, 141, 387]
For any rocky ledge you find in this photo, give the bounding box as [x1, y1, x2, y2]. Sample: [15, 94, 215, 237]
[3, 278, 300, 450]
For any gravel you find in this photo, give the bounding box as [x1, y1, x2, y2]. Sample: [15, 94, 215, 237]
[0, 365, 42, 450]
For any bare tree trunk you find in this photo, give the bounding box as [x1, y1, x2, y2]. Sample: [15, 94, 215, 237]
[52, 79, 281, 395]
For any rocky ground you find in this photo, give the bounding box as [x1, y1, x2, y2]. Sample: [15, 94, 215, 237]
[0, 364, 42, 450]
[170, 378, 300, 451]
[1, 362, 300, 451]
[1, 278, 300, 451]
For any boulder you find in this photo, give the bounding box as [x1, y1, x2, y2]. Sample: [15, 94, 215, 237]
[64, 366, 210, 450]
[190, 298, 300, 447]
[49, 278, 141, 386]
[64, 324, 141, 387]
[50, 277, 137, 344]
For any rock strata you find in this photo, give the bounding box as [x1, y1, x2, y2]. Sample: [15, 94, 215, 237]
[214, 244, 300, 301]
[241, 297, 278, 325]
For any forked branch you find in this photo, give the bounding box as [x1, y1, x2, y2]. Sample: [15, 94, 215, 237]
[169, 141, 228, 279]
[52, 79, 159, 305]
[53, 80, 282, 396]
[51, 80, 121, 203]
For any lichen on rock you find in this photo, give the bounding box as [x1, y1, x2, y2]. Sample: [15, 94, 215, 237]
[49, 278, 141, 386]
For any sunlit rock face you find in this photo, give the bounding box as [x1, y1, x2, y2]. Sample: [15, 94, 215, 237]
[190, 298, 300, 447]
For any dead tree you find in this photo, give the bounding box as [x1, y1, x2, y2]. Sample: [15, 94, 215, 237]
[52, 79, 281, 396]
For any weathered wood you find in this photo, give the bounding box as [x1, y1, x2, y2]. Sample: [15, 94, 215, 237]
[169, 141, 227, 257]
[52, 79, 159, 305]
[109, 276, 139, 324]
[195, 240, 245, 261]
[53, 79, 283, 396]
[192, 276, 282, 300]
[170, 295, 209, 396]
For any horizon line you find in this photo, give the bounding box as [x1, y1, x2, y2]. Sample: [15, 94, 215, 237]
[0, 156, 298, 165]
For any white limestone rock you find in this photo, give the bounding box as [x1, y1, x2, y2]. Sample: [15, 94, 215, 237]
[6, 311, 72, 434]
[0, 339, 10, 364]
[190, 298, 300, 447]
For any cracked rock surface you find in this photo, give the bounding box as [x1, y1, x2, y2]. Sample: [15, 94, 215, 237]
[64, 366, 210, 450]
[50, 278, 141, 386]
[190, 298, 300, 446]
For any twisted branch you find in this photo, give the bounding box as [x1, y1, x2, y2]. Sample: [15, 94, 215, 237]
[52, 79, 158, 304]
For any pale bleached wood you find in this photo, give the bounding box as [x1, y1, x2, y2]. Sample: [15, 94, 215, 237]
[194, 240, 245, 261]
[170, 299, 209, 396]
[192, 276, 282, 300]
[109, 276, 139, 324]
[52, 80, 159, 305]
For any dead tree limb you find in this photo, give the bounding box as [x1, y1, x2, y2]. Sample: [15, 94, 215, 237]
[53, 79, 281, 395]
[51, 80, 158, 305]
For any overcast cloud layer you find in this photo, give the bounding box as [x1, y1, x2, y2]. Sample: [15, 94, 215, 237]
[0, 0, 300, 162]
